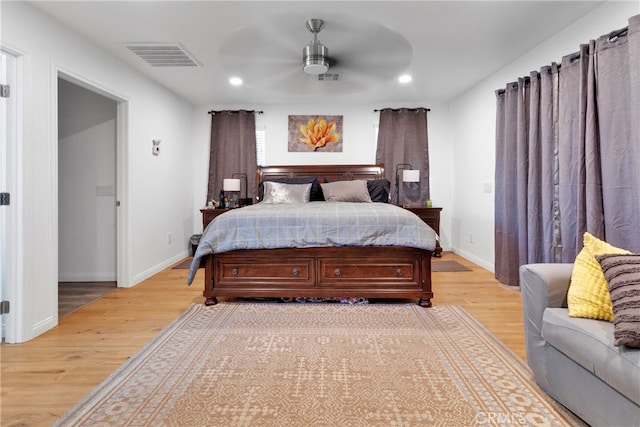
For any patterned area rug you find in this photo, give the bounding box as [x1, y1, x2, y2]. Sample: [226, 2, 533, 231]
[56, 303, 581, 426]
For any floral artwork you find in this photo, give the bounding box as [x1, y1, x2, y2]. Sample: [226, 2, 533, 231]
[288, 115, 343, 152]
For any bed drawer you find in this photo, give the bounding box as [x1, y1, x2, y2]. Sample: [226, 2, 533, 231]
[214, 257, 315, 288]
[317, 257, 420, 288]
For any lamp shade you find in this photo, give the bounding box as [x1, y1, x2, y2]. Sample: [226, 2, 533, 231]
[223, 178, 241, 192]
[402, 169, 420, 183]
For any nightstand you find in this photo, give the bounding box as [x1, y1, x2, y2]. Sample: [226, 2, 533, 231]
[200, 208, 229, 229]
[404, 207, 443, 257]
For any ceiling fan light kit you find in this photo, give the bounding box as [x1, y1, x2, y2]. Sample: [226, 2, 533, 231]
[303, 18, 329, 75]
[303, 43, 329, 75]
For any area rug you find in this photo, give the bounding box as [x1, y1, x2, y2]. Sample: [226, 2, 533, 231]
[173, 257, 199, 269]
[55, 303, 581, 426]
[431, 260, 473, 272]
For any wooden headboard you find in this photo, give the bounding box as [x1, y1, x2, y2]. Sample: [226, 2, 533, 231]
[256, 164, 385, 198]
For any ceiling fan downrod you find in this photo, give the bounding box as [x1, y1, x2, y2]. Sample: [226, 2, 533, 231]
[303, 18, 329, 75]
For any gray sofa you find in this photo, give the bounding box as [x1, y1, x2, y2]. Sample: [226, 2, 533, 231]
[519, 263, 640, 427]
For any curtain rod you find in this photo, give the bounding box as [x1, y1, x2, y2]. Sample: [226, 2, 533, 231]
[208, 110, 264, 115]
[373, 107, 430, 112]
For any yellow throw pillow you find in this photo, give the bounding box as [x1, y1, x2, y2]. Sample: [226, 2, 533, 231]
[567, 232, 630, 321]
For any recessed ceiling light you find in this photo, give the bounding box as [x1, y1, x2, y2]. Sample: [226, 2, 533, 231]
[398, 74, 412, 84]
[229, 77, 243, 86]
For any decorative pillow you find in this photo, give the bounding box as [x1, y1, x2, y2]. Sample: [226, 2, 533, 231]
[596, 253, 640, 348]
[567, 232, 630, 321]
[261, 182, 312, 204]
[367, 179, 391, 203]
[320, 180, 372, 203]
[259, 177, 324, 201]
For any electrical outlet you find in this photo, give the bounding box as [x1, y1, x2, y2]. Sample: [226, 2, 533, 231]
[167, 233, 172, 244]
[483, 182, 492, 193]
[469, 232, 474, 244]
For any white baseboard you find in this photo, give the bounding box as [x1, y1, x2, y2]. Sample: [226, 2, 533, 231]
[449, 246, 495, 273]
[130, 251, 188, 288]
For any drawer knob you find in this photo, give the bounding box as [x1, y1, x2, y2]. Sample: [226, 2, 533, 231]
[396, 268, 403, 276]
[334, 268, 341, 276]
[231, 268, 239, 276]
[292, 268, 299, 276]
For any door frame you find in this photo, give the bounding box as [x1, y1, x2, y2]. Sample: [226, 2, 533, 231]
[1, 48, 21, 342]
[56, 69, 130, 290]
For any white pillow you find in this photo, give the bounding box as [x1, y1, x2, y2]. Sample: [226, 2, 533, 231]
[262, 181, 312, 204]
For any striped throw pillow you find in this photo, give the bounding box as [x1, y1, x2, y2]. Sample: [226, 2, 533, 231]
[596, 253, 640, 348]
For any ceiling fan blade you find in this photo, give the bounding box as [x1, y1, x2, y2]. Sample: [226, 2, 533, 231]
[219, 25, 299, 76]
[325, 23, 412, 82]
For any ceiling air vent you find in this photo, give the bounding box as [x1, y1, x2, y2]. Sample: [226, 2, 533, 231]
[124, 43, 201, 67]
[318, 73, 340, 81]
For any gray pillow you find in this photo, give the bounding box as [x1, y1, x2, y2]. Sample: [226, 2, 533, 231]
[596, 253, 640, 348]
[320, 180, 372, 203]
[261, 181, 312, 204]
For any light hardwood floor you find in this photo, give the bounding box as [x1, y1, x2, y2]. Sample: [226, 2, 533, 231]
[0, 252, 525, 427]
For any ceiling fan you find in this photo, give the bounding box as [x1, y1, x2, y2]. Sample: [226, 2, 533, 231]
[218, 14, 412, 97]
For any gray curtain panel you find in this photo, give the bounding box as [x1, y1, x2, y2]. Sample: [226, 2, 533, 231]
[495, 81, 528, 286]
[595, 17, 640, 252]
[557, 42, 603, 262]
[375, 108, 430, 206]
[528, 66, 559, 264]
[207, 110, 257, 204]
[495, 14, 640, 287]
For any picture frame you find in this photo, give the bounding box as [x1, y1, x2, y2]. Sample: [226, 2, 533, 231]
[288, 115, 343, 152]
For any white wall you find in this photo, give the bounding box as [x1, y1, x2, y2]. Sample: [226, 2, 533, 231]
[449, 1, 639, 271]
[192, 102, 455, 250]
[2, 2, 197, 341]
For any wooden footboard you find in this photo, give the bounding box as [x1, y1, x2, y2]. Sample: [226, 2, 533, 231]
[203, 246, 433, 307]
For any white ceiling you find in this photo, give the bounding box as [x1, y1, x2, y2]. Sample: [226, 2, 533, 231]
[31, 1, 605, 106]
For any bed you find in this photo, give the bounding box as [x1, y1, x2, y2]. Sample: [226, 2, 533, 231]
[188, 164, 437, 307]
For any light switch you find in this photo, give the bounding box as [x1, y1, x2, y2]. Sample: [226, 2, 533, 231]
[96, 185, 115, 196]
[152, 139, 161, 156]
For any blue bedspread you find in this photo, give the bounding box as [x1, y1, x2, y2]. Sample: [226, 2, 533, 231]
[187, 202, 437, 284]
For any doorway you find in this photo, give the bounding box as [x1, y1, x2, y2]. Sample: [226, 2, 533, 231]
[57, 77, 118, 312]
